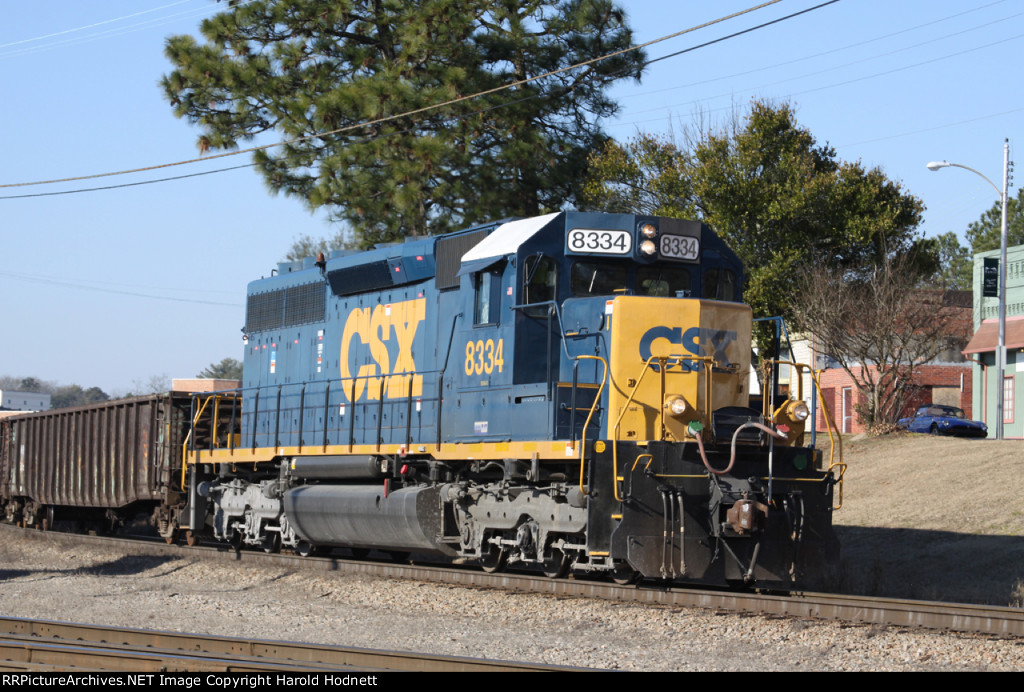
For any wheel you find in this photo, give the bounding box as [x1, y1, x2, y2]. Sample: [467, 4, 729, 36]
[40, 506, 54, 532]
[296, 540, 326, 558]
[480, 542, 508, 574]
[611, 561, 639, 585]
[930, 424, 939, 435]
[228, 529, 243, 550]
[541, 547, 571, 579]
[185, 530, 198, 547]
[262, 531, 281, 554]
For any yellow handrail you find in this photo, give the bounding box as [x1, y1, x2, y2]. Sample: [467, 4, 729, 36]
[180, 395, 215, 488]
[610, 354, 716, 502]
[759, 359, 846, 510]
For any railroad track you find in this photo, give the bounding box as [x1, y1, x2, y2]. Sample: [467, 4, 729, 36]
[0, 616, 575, 672]
[6, 524, 1024, 640]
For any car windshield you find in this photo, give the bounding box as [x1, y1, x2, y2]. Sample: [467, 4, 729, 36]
[922, 406, 965, 418]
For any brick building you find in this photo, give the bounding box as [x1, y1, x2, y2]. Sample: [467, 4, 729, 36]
[785, 290, 973, 435]
[813, 363, 972, 434]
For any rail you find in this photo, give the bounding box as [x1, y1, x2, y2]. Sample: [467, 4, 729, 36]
[760, 359, 846, 510]
[184, 369, 445, 464]
[610, 353, 717, 502]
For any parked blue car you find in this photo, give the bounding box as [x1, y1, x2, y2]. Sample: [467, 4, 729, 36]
[897, 405, 988, 438]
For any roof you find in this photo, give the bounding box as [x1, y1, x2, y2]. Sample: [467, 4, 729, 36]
[461, 213, 560, 265]
[962, 316, 1024, 354]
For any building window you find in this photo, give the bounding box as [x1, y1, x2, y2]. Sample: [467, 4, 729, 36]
[1004, 377, 1014, 424]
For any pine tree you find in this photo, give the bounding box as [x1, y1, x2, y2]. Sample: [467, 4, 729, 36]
[163, 0, 643, 247]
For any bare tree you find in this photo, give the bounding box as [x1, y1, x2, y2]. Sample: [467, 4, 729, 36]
[793, 253, 968, 431]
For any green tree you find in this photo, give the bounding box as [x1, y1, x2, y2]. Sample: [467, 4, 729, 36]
[163, 0, 642, 249]
[965, 186, 1024, 254]
[50, 385, 109, 409]
[923, 231, 972, 290]
[582, 101, 928, 323]
[198, 358, 244, 381]
[580, 133, 697, 218]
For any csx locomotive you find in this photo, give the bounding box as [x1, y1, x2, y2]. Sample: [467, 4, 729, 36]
[2, 212, 842, 587]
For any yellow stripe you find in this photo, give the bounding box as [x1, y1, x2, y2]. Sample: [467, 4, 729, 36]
[195, 440, 582, 465]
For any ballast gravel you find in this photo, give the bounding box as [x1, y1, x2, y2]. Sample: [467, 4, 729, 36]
[0, 537, 1020, 672]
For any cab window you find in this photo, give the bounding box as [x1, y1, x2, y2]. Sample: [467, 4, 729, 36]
[703, 267, 737, 301]
[475, 268, 503, 325]
[638, 266, 692, 297]
[523, 255, 557, 317]
[570, 261, 627, 297]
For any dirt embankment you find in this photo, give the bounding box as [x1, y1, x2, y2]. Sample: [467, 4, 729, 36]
[825, 432, 1024, 605]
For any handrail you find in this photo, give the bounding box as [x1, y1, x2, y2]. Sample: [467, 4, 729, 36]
[180, 394, 215, 488]
[610, 354, 716, 502]
[574, 355, 608, 497]
[759, 359, 846, 510]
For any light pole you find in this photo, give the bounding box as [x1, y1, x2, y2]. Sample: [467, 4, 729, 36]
[927, 139, 1010, 439]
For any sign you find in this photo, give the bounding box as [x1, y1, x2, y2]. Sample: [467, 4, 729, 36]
[983, 257, 999, 297]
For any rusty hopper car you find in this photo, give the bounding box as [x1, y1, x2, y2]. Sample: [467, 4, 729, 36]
[0, 393, 193, 534]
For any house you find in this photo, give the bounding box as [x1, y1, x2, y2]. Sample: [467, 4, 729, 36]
[963, 244, 1024, 438]
[0, 389, 51, 412]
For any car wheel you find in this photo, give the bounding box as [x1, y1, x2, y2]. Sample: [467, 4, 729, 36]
[930, 424, 939, 435]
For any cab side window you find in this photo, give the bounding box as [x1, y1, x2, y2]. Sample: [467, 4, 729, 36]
[475, 268, 503, 325]
[523, 255, 557, 317]
[703, 267, 737, 301]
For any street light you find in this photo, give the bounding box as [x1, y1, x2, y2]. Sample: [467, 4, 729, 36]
[927, 139, 1010, 439]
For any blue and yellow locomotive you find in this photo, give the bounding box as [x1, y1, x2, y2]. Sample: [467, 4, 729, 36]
[182, 211, 841, 586]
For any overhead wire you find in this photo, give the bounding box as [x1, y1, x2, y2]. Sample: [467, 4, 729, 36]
[0, 0, 790, 192]
[0, 269, 242, 307]
[0, 0, 848, 200]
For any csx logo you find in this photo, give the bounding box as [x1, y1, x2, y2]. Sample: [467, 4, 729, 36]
[638, 326, 738, 371]
[340, 298, 425, 401]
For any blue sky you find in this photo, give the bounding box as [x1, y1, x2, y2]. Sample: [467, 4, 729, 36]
[1, 0, 1020, 394]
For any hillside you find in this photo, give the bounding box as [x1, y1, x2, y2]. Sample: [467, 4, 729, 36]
[824, 432, 1024, 605]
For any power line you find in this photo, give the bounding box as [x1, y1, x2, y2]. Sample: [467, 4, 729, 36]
[0, 270, 242, 307]
[609, 16, 1024, 132]
[0, 1, 197, 49]
[1, 0, 846, 200]
[0, 0, 789, 191]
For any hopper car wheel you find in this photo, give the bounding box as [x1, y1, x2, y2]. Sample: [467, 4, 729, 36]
[480, 543, 508, 574]
[228, 529, 243, 551]
[262, 532, 281, 554]
[185, 531, 198, 547]
[611, 562, 640, 585]
[295, 541, 317, 558]
[39, 506, 54, 532]
[541, 548, 571, 579]
[350, 548, 371, 559]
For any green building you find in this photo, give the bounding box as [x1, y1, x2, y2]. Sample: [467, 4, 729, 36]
[965, 245, 1024, 438]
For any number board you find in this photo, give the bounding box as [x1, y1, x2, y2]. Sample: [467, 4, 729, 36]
[659, 234, 700, 261]
[566, 228, 632, 255]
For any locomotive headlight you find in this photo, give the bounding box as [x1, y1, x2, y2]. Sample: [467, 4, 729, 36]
[640, 223, 658, 238]
[665, 395, 692, 417]
[640, 239, 657, 256]
[787, 401, 810, 421]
